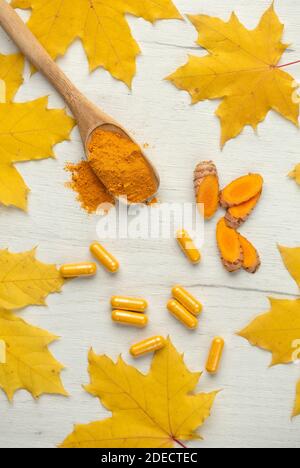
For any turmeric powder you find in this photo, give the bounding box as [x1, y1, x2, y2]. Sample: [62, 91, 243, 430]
[66, 161, 115, 214]
[87, 129, 158, 204]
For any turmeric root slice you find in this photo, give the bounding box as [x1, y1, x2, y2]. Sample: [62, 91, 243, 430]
[194, 161, 219, 219]
[239, 234, 261, 274]
[220, 174, 263, 208]
[216, 218, 243, 272]
[225, 191, 262, 229]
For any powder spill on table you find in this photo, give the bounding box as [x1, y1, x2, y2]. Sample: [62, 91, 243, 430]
[66, 161, 115, 214]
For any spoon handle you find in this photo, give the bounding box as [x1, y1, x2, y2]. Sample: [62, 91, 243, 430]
[0, 1, 89, 121]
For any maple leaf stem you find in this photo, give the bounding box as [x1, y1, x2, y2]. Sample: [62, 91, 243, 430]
[276, 60, 300, 69]
[173, 438, 188, 449]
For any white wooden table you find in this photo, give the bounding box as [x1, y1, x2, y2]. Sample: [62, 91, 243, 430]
[0, 0, 300, 448]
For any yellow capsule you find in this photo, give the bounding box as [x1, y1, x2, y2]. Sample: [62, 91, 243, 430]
[60, 262, 97, 278]
[130, 336, 166, 357]
[112, 310, 148, 328]
[172, 285, 203, 316]
[111, 296, 148, 313]
[167, 299, 198, 329]
[90, 242, 119, 273]
[206, 337, 225, 374]
[176, 229, 201, 264]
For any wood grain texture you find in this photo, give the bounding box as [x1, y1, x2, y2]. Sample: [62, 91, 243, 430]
[0, 0, 300, 448]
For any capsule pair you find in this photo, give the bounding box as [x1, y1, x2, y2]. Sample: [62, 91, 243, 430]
[176, 229, 201, 264]
[60, 242, 119, 278]
[167, 286, 202, 329]
[130, 335, 225, 371]
[111, 296, 148, 328]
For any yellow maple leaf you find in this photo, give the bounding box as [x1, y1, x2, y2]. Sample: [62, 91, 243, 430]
[60, 338, 218, 448]
[167, 4, 299, 147]
[239, 298, 300, 417]
[289, 163, 300, 185]
[0, 52, 24, 101]
[239, 298, 300, 366]
[0, 93, 74, 210]
[0, 248, 64, 311]
[12, 0, 182, 87]
[239, 243, 300, 417]
[0, 309, 67, 400]
[278, 245, 300, 288]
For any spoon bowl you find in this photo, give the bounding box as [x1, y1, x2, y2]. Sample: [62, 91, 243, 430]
[86, 122, 160, 204]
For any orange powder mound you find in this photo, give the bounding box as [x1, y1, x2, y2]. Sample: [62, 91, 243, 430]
[87, 129, 158, 204]
[66, 161, 115, 214]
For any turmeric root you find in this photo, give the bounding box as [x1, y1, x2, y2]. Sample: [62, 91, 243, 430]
[225, 191, 262, 229]
[239, 234, 261, 274]
[216, 218, 243, 272]
[194, 161, 219, 219]
[220, 174, 263, 208]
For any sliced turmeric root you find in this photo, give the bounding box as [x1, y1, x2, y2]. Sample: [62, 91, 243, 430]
[220, 174, 263, 208]
[225, 191, 262, 229]
[239, 234, 261, 274]
[216, 218, 243, 272]
[194, 161, 219, 219]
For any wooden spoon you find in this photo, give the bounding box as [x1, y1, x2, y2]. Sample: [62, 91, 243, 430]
[0, 1, 159, 203]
